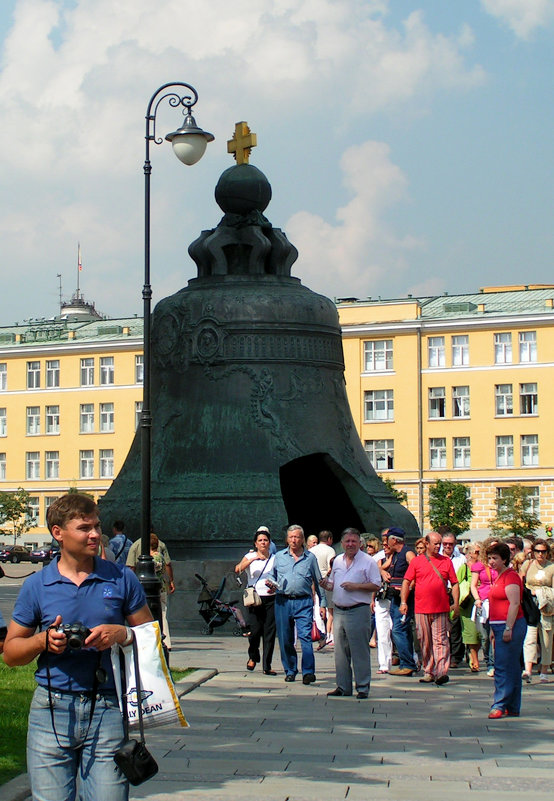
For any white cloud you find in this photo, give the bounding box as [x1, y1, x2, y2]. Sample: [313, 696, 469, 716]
[286, 140, 423, 299]
[481, 0, 554, 39]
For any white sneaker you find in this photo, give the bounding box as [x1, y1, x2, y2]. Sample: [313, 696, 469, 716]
[539, 673, 549, 683]
[487, 668, 495, 677]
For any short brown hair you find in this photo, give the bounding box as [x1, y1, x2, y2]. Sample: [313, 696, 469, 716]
[46, 494, 98, 533]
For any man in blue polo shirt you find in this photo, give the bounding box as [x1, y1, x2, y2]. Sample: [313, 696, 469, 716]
[267, 524, 323, 684]
[3, 494, 152, 801]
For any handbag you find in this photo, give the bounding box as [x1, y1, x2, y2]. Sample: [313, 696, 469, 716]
[458, 565, 473, 610]
[114, 633, 159, 786]
[243, 586, 262, 607]
[311, 619, 324, 641]
[521, 586, 540, 627]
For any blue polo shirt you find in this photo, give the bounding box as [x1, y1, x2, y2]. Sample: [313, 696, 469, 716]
[12, 557, 146, 692]
[269, 548, 324, 603]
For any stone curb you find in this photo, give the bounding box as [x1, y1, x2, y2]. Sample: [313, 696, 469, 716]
[0, 668, 217, 801]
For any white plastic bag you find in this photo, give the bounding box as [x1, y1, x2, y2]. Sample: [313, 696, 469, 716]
[112, 620, 188, 730]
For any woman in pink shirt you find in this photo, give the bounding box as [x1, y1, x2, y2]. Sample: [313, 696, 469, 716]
[471, 537, 498, 675]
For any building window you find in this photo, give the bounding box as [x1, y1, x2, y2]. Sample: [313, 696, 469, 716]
[99, 449, 114, 478]
[0, 453, 5, 480]
[496, 435, 514, 467]
[0, 363, 6, 391]
[452, 335, 469, 366]
[44, 496, 59, 517]
[521, 435, 538, 467]
[520, 383, 538, 415]
[26, 406, 41, 435]
[0, 408, 6, 437]
[453, 436, 471, 468]
[46, 405, 60, 434]
[81, 358, 95, 386]
[429, 438, 446, 468]
[428, 387, 446, 419]
[45, 451, 60, 479]
[26, 451, 40, 479]
[135, 401, 143, 432]
[100, 402, 114, 433]
[428, 337, 445, 368]
[364, 389, 394, 421]
[135, 355, 144, 384]
[452, 386, 470, 418]
[495, 384, 513, 416]
[28, 496, 40, 525]
[494, 332, 512, 364]
[27, 360, 41, 389]
[498, 485, 539, 517]
[364, 439, 394, 470]
[46, 359, 60, 388]
[79, 450, 94, 479]
[80, 404, 95, 433]
[100, 356, 114, 385]
[519, 331, 537, 363]
[364, 340, 393, 372]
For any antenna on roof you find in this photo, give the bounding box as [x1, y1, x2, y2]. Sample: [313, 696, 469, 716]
[57, 274, 62, 314]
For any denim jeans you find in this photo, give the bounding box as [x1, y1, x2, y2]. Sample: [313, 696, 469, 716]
[274, 595, 315, 676]
[490, 617, 527, 714]
[27, 685, 128, 801]
[389, 597, 416, 670]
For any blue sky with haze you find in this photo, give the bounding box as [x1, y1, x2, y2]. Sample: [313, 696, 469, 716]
[0, 0, 553, 321]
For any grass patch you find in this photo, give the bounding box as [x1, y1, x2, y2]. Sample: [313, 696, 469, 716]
[170, 667, 194, 682]
[0, 661, 36, 786]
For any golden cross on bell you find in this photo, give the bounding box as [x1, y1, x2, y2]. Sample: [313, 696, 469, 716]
[227, 121, 257, 165]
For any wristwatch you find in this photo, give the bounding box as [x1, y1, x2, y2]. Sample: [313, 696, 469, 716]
[504, 625, 512, 631]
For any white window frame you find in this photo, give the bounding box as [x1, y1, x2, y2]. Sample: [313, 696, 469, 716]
[135, 401, 143, 432]
[428, 337, 445, 368]
[26, 451, 40, 479]
[99, 449, 114, 478]
[26, 406, 41, 435]
[0, 363, 6, 391]
[0, 407, 6, 437]
[45, 405, 60, 434]
[364, 340, 393, 372]
[0, 452, 6, 480]
[520, 383, 538, 415]
[364, 439, 394, 470]
[496, 435, 514, 467]
[46, 359, 60, 388]
[80, 403, 95, 434]
[100, 356, 114, 386]
[452, 386, 470, 418]
[135, 355, 144, 384]
[519, 331, 537, 363]
[428, 387, 446, 419]
[495, 384, 513, 416]
[429, 438, 447, 468]
[364, 389, 394, 422]
[451, 335, 469, 366]
[28, 496, 40, 525]
[521, 435, 538, 467]
[100, 402, 114, 433]
[80, 358, 95, 386]
[453, 437, 471, 468]
[494, 332, 512, 364]
[27, 360, 41, 389]
[79, 450, 94, 479]
[45, 451, 60, 479]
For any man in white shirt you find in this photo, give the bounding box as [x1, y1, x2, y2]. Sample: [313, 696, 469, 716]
[321, 528, 381, 699]
[441, 531, 466, 668]
[311, 531, 336, 647]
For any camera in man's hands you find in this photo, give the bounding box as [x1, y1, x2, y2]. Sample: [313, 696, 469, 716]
[57, 621, 91, 650]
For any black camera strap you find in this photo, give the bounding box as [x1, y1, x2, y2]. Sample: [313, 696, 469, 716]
[118, 630, 147, 745]
[45, 630, 101, 751]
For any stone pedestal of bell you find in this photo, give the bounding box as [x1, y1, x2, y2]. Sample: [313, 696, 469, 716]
[100, 162, 419, 567]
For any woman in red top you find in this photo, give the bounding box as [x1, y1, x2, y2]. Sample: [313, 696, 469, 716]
[486, 542, 526, 719]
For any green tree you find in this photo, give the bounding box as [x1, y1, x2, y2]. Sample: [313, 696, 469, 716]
[428, 479, 473, 536]
[379, 475, 408, 505]
[489, 485, 541, 538]
[0, 488, 34, 544]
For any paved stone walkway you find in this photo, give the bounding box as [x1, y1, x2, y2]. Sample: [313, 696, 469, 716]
[2, 635, 553, 801]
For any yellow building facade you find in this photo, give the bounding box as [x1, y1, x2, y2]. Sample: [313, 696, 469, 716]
[338, 285, 554, 534]
[0, 316, 143, 545]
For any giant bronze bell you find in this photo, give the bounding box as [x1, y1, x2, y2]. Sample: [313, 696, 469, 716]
[101, 125, 419, 557]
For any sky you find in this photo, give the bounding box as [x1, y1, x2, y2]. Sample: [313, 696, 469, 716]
[0, 0, 553, 323]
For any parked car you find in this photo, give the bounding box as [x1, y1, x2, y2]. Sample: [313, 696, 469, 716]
[0, 544, 32, 563]
[29, 545, 60, 564]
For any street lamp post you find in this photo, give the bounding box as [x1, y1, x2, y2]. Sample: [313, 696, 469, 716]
[136, 83, 214, 624]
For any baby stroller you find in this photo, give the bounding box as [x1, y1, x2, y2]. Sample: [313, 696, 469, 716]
[195, 573, 250, 636]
